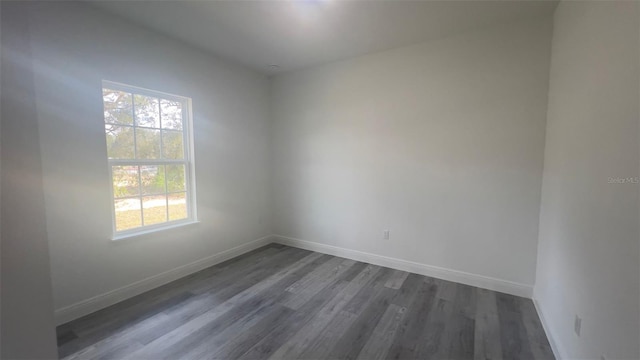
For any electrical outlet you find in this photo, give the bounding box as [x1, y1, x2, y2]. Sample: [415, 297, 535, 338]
[574, 315, 582, 336]
[383, 230, 390, 240]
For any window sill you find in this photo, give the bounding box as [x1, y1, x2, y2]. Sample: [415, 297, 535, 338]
[111, 220, 200, 241]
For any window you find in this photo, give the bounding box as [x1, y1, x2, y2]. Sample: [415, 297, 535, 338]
[102, 81, 196, 237]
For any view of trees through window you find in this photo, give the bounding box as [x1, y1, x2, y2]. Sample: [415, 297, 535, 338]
[103, 84, 192, 232]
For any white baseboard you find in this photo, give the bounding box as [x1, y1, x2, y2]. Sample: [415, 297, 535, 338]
[273, 234, 533, 298]
[54, 234, 274, 325]
[533, 296, 565, 360]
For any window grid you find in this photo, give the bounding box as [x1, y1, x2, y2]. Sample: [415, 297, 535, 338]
[113, 191, 188, 202]
[103, 81, 195, 237]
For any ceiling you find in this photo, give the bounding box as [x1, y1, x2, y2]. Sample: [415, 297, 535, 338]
[90, 0, 558, 75]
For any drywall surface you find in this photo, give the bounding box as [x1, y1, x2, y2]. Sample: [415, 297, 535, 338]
[534, 2, 640, 359]
[26, 2, 272, 317]
[270, 18, 552, 288]
[0, 2, 58, 358]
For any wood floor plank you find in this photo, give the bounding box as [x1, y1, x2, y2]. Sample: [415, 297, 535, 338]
[328, 287, 397, 360]
[446, 283, 477, 359]
[416, 278, 469, 360]
[58, 291, 196, 358]
[63, 334, 144, 360]
[130, 292, 276, 359]
[384, 270, 409, 290]
[435, 278, 458, 302]
[519, 298, 555, 359]
[496, 292, 536, 360]
[122, 251, 328, 359]
[285, 257, 346, 294]
[415, 297, 452, 360]
[189, 247, 308, 295]
[118, 247, 314, 349]
[356, 304, 406, 360]
[298, 269, 396, 359]
[68, 246, 281, 336]
[253, 254, 335, 301]
[296, 310, 358, 359]
[474, 288, 503, 360]
[264, 264, 383, 360]
[385, 277, 439, 360]
[62, 312, 171, 360]
[57, 245, 556, 360]
[341, 267, 394, 314]
[336, 261, 369, 282]
[281, 257, 357, 309]
[447, 309, 476, 359]
[62, 244, 291, 356]
[183, 302, 294, 360]
[390, 272, 424, 308]
[235, 279, 350, 360]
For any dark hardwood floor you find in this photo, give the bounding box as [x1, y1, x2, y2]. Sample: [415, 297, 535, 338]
[57, 244, 555, 360]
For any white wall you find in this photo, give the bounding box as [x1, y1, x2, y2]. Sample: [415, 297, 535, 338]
[25, 2, 272, 320]
[534, 2, 640, 359]
[0, 2, 58, 358]
[270, 17, 552, 292]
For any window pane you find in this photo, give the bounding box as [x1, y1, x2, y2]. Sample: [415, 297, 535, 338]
[161, 99, 183, 130]
[112, 166, 140, 198]
[140, 165, 165, 195]
[134, 94, 160, 128]
[106, 125, 135, 159]
[162, 130, 184, 159]
[115, 198, 142, 231]
[103, 89, 133, 125]
[136, 128, 161, 159]
[142, 195, 167, 225]
[166, 164, 186, 192]
[168, 192, 187, 221]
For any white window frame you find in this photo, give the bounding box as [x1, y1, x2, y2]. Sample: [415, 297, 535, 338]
[103, 80, 198, 240]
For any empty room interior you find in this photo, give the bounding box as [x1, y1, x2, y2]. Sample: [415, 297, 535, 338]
[1, 0, 639, 359]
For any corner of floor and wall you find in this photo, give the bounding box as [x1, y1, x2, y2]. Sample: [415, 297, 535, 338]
[1, 1, 639, 359]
